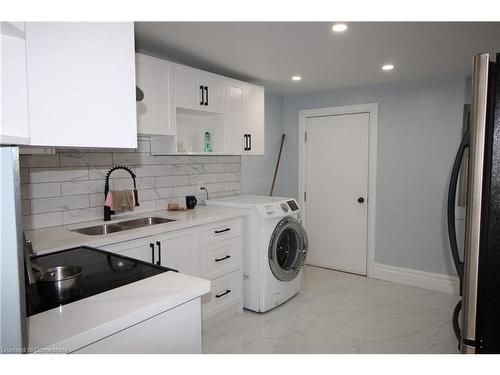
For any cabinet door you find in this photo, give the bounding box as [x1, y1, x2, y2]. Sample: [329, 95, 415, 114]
[200, 72, 226, 114]
[174, 65, 202, 111]
[157, 229, 199, 276]
[225, 79, 245, 155]
[244, 84, 265, 155]
[1, 22, 30, 145]
[25, 22, 137, 148]
[136, 53, 175, 136]
[100, 237, 153, 263]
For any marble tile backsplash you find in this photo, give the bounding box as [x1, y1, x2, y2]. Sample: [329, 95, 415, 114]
[20, 136, 241, 230]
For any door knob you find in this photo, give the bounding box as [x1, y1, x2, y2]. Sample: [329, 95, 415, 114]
[357, 197, 365, 203]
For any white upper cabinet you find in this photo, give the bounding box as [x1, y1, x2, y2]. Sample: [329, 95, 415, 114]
[136, 53, 175, 136]
[225, 79, 245, 155]
[243, 84, 265, 155]
[174, 65, 202, 111]
[225, 80, 265, 155]
[25, 22, 137, 148]
[199, 72, 226, 114]
[174, 65, 226, 114]
[1, 22, 30, 145]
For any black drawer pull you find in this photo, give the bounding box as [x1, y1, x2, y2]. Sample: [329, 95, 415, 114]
[215, 255, 231, 262]
[214, 228, 231, 234]
[150, 243, 155, 264]
[215, 289, 231, 298]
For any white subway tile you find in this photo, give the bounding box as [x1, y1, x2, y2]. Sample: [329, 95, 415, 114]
[22, 212, 63, 230]
[60, 152, 112, 167]
[62, 207, 102, 225]
[173, 185, 197, 197]
[216, 155, 240, 163]
[31, 195, 89, 214]
[155, 187, 175, 199]
[225, 163, 241, 172]
[136, 164, 173, 177]
[88, 166, 125, 180]
[188, 156, 216, 164]
[20, 154, 59, 168]
[89, 193, 106, 208]
[156, 175, 189, 188]
[203, 164, 226, 173]
[154, 155, 190, 164]
[217, 172, 240, 182]
[113, 152, 156, 165]
[135, 188, 160, 202]
[204, 182, 231, 193]
[30, 167, 88, 183]
[230, 181, 241, 191]
[21, 183, 61, 199]
[61, 180, 105, 195]
[189, 173, 218, 184]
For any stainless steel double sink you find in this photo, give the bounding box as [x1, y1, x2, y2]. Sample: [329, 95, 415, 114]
[71, 217, 175, 235]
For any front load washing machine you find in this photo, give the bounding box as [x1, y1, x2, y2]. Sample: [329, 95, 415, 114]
[206, 195, 308, 312]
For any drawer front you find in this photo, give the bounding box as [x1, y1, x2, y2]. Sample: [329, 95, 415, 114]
[200, 218, 241, 245]
[201, 237, 241, 280]
[202, 270, 242, 320]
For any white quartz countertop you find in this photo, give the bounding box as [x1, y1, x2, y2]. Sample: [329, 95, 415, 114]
[28, 271, 210, 353]
[26, 205, 247, 255]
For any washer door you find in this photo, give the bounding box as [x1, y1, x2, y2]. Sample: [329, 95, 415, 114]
[268, 216, 308, 282]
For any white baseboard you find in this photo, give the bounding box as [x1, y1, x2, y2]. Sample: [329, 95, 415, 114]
[371, 262, 460, 295]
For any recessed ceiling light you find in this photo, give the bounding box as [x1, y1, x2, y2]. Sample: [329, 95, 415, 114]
[332, 23, 348, 33]
[291, 75, 302, 81]
[382, 64, 394, 71]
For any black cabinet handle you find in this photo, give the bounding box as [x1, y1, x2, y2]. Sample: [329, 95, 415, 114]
[200, 85, 204, 105]
[204, 86, 208, 106]
[215, 289, 231, 298]
[248, 134, 252, 151]
[244, 134, 250, 151]
[150, 243, 155, 264]
[357, 197, 365, 203]
[214, 228, 231, 234]
[156, 241, 161, 265]
[215, 255, 231, 262]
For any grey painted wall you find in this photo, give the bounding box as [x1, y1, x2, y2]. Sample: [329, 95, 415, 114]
[278, 77, 469, 276]
[241, 93, 284, 196]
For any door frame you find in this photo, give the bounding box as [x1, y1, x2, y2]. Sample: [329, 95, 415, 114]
[298, 103, 378, 277]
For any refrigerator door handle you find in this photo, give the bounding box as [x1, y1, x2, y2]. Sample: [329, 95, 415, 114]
[461, 53, 491, 354]
[447, 127, 469, 285]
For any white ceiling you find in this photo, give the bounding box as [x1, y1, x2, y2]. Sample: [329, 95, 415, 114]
[134, 22, 500, 95]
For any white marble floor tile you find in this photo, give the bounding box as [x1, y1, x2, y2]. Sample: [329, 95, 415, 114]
[202, 265, 460, 354]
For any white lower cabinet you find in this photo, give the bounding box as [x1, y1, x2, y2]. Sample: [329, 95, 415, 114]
[156, 229, 200, 276]
[100, 236, 153, 263]
[99, 217, 243, 321]
[73, 298, 201, 354]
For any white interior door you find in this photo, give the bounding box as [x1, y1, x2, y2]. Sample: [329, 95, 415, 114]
[305, 113, 369, 275]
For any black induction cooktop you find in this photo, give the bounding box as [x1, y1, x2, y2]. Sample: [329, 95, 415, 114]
[26, 246, 176, 316]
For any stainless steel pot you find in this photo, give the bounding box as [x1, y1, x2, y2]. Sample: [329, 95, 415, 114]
[34, 265, 83, 303]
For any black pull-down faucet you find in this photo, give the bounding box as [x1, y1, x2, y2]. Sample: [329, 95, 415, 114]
[104, 165, 139, 221]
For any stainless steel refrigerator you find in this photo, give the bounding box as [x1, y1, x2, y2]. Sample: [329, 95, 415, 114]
[0, 146, 27, 353]
[448, 53, 500, 353]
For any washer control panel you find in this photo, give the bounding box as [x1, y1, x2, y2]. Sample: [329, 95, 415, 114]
[261, 199, 300, 218]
